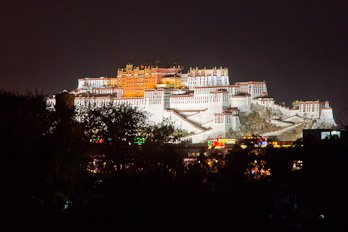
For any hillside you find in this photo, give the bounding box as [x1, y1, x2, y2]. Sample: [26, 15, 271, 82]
[227, 104, 336, 141]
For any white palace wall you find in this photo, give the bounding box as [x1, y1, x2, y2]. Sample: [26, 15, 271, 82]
[319, 108, 337, 126]
[230, 95, 251, 113]
[186, 109, 211, 126]
[252, 98, 275, 108]
[163, 110, 204, 134]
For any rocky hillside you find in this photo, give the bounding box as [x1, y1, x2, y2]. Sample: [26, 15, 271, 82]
[228, 104, 336, 141]
[227, 104, 281, 138]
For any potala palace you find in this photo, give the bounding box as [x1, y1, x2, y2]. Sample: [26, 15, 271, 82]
[49, 64, 337, 143]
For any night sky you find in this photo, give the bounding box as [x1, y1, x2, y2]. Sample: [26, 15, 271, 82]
[1, 0, 347, 124]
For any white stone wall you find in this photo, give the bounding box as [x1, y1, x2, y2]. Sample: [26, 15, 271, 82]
[252, 98, 274, 108]
[319, 108, 337, 126]
[230, 96, 251, 113]
[178, 110, 203, 117]
[163, 110, 204, 134]
[270, 119, 293, 127]
[144, 90, 165, 123]
[232, 115, 241, 131]
[169, 95, 209, 111]
[272, 104, 293, 117]
[212, 113, 235, 138]
[201, 120, 214, 128]
[186, 109, 212, 126]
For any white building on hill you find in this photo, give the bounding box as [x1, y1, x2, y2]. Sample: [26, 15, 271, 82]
[49, 65, 337, 143]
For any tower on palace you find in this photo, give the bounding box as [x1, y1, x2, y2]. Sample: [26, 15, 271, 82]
[116, 64, 183, 97]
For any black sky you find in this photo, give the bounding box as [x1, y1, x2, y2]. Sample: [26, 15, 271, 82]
[1, 0, 347, 124]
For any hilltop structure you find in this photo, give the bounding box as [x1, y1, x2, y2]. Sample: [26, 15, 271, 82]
[48, 64, 337, 143]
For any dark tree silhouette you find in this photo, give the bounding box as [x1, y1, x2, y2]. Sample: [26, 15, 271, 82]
[141, 119, 184, 170]
[81, 103, 147, 173]
[0, 90, 58, 222]
[1, 90, 93, 227]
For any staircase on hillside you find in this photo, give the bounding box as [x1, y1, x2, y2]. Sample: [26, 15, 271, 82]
[261, 122, 304, 137]
[169, 109, 207, 132]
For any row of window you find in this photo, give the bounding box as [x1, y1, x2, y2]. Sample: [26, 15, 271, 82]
[195, 87, 239, 94]
[84, 80, 109, 86]
[189, 72, 226, 77]
[92, 89, 117, 95]
[170, 95, 229, 104]
[188, 78, 228, 85]
[215, 115, 233, 124]
[300, 103, 319, 112]
[253, 84, 264, 94]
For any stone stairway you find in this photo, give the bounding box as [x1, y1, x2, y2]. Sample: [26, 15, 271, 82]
[261, 122, 304, 137]
[168, 109, 207, 132]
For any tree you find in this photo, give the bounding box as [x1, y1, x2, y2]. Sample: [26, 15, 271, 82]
[1, 90, 93, 226]
[45, 92, 93, 206]
[1, 90, 54, 224]
[81, 103, 147, 173]
[141, 119, 183, 169]
[292, 100, 300, 109]
[80, 102, 188, 174]
[223, 144, 249, 182]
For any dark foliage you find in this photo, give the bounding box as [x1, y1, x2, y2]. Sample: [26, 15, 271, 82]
[2, 90, 348, 231]
[1, 90, 92, 228]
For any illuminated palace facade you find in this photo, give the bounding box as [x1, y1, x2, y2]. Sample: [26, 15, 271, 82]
[53, 64, 336, 143]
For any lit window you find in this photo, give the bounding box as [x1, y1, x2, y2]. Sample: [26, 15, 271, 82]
[331, 131, 341, 139]
[321, 131, 330, 140]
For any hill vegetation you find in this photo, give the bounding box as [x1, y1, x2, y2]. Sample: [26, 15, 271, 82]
[228, 104, 334, 141]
